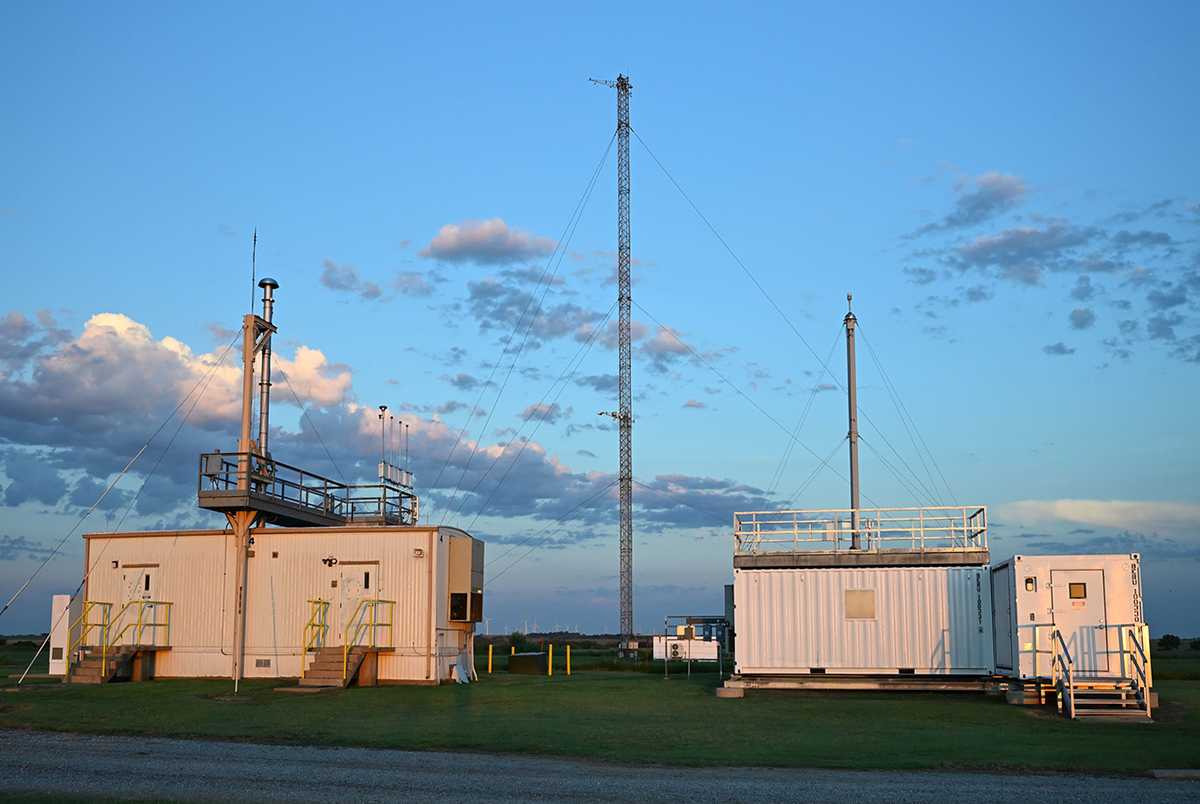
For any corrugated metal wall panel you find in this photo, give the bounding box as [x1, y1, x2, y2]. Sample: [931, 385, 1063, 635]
[735, 566, 991, 675]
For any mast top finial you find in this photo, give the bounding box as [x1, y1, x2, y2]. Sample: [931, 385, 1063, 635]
[847, 292, 852, 311]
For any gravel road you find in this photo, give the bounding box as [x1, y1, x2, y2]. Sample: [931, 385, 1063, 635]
[2, 728, 1197, 803]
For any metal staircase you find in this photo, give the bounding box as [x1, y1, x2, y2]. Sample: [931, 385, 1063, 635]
[298, 646, 368, 689]
[66, 646, 137, 684]
[1051, 626, 1153, 719]
[1066, 678, 1152, 718]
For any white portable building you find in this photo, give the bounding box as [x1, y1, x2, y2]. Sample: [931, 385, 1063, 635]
[734, 565, 991, 675]
[732, 507, 992, 677]
[990, 553, 1148, 680]
[80, 525, 483, 683]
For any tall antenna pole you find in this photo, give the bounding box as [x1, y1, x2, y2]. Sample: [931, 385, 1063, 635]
[591, 74, 634, 653]
[844, 294, 861, 550]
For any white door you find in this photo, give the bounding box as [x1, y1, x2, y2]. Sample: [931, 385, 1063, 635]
[339, 564, 378, 646]
[1051, 569, 1108, 674]
[119, 568, 154, 646]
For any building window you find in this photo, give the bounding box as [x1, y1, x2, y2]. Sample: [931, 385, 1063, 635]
[845, 589, 876, 620]
[1069, 583, 1087, 600]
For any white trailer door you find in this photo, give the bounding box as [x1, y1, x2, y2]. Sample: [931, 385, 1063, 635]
[339, 563, 379, 646]
[1051, 569, 1108, 674]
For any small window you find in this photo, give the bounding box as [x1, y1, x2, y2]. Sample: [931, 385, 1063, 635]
[52, 647, 63, 660]
[1069, 582, 1087, 599]
[845, 589, 876, 620]
[1024, 577, 1036, 592]
[145, 575, 151, 592]
[364, 571, 370, 591]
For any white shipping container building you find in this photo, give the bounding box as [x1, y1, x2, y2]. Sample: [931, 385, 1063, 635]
[71, 526, 482, 684]
[730, 507, 992, 679]
[736, 565, 991, 675]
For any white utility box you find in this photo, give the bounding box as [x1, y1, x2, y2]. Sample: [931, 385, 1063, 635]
[49, 593, 82, 675]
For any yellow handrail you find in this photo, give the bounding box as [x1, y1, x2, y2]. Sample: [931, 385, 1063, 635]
[65, 601, 112, 676]
[342, 599, 395, 679]
[301, 599, 330, 679]
[103, 600, 173, 678]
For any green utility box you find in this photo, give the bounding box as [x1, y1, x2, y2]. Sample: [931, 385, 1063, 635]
[508, 651, 548, 675]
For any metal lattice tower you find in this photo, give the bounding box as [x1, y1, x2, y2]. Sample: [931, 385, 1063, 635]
[615, 74, 633, 649]
[592, 74, 634, 649]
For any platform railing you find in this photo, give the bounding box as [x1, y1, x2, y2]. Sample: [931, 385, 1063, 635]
[199, 451, 417, 525]
[734, 506, 987, 553]
[342, 599, 395, 680]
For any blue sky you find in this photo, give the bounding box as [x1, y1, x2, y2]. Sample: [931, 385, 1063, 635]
[2, 3, 1198, 638]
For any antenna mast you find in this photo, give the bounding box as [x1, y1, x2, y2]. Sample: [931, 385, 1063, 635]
[592, 73, 634, 653]
[844, 294, 861, 550]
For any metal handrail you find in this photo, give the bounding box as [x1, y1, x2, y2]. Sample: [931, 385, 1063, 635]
[301, 599, 330, 679]
[734, 506, 987, 553]
[342, 599, 395, 680]
[1124, 625, 1152, 718]
[1050, 629, 1075, 719]
[104, 600, 173, 678]
[65, 601, 112, 676]
[199, 452, 417, 525]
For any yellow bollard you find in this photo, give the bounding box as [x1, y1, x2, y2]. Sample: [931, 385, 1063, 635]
[488, 644, 493, 674]
[567, 645, 571, 676]
[511, 646, 515, 655]
[548, 643, 553, 676]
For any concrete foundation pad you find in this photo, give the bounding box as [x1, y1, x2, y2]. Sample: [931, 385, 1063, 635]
[715, 687, 744, 698]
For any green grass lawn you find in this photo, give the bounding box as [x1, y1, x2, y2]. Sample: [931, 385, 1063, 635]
[3, 669, 1198, 774]
[4, 637, 1198, 775]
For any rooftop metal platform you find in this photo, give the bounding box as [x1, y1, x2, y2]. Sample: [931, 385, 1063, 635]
[198, 452, 417, 528]
[733, 506, 988, 569]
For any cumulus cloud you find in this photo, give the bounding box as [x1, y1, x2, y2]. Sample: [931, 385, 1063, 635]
[419, 218, 557, 265]
[903, 267, 939, 285]
[466, 278, 604, 346]
[1068, 307, 1096, 330]
[391, 269, 435, 298]
[945, 172, 1028, 228]
[640, 325, 693, 373]
[1071, 276, 1097, 301]
[575, 374, 618, 393]
[682, 399, 707, 409]
[1147, 285, 1187, 310]
[910, 172, 1027, 237]
[517, 402, 569, 424]
[575, 319, 650, 350]
[0, 534, 57, 561]
[320, 260, 382, 300]
[951, 222, 1101, 284]
[1111, 229, 1173, 250]
[1043, 342, 1075, 356]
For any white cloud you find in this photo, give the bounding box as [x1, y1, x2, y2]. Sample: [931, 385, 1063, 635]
[419, 218, 557, 265]
[996, 499, 1200, 536]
